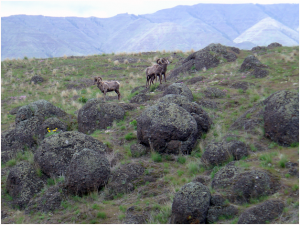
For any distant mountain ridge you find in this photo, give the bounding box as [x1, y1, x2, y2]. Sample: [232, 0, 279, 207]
[1, 3, 299, 59]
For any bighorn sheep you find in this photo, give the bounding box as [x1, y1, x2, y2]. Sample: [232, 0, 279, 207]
[155, 58, 171, 84]
[94, 77, 121, 101]
[145, 62, 163, 88]
[145, 58, 171, 88]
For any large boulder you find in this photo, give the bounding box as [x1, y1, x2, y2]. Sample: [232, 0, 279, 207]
[232, 170, 280, 204]
[157, 94, 212, 138]
[34, 131, 107, 177]
[78, 98, 125, 134]
[168, 44, 237, 80]
[238, 199, 284, 224]
[202, 139, 249, 167]
[6, 162, 45, 209]
[263, 90, 299, 146]
[137, 102, 198, 154]
[239, 55, 269, 78]
[25, 185, 63, 214]
[170, 182, 211, 224]
[65, 148, 110, 196]
[163, 83, 194, 101]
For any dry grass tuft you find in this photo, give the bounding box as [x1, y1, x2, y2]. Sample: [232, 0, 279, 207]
[113, 60, 120, 66]
[124, 59, 129, 64]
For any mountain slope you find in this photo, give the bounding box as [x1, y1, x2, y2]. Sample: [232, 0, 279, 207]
[1, 3, 299, 59]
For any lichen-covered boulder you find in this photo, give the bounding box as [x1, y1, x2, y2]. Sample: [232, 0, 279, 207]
[202, 142, 232, 166]
[202, 140, 249, 166]
[211, 163, 242, 189]
[65, 148, 110, 196]
[232, 170, 280, 204]
[239, 55, 268, 78]
[6, 162, 45, 209]
[263, 90, 299, 146]
[163, 83, 193, 101]
[16, 100, 67, 124]
[137, 102, 198, 154]
[25, 185, 62, 214]
[34, 131, 107, 177]
[170, 182, 211, 224]
[204, 87, 226, 98]
[238, 199, 284, 224]
[78, 98, 125, 134]
[36, 117, 68, 141]
[157, 94, 212, 138]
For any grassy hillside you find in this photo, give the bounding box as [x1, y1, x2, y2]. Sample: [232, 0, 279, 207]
[1, 46, 299, 224]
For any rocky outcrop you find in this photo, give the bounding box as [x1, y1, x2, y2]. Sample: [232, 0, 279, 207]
[137, 102, 198, 154]
[267, 42, 282, 49]
[130, 143, 149, 157]
[168, 43, 237, 80]
[238, 199, 284, 223]
[34, 131, 107, 177]
[263, 90, 299, 146]
[239, 55, 269, 78]
[65, 148, 110, 196]
[77, 98, 125, 134]
[6, 162, 45, 209]
[130, 93, 151, 103]
[170, 182, 211, 223]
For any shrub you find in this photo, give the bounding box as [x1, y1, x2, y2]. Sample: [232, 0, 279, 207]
[92, 204, 100, 210]
[187, 162, 199, 175]
[97, 212, 107, 219]
[78, 95, 88, 103]
[177, 156, 186, 164]
[130, 120, 137, 129]
[124, 132, 136, 141]
[47, 178, 55, 186]
[290, 142, 299, 147]
[151, 152, 162, 163]
[278, 155, 288, 168]
[6, 159, 16, 167]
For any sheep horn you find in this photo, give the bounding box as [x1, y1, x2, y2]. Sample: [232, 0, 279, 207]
[156, 59, 161, 64]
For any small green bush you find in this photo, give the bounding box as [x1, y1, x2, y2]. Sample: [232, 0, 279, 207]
[97, 212, 107, 219]
[177, 156, 186, 164]
[92, 204, 100, 210]
[151, 152, 162, 163]
[47, 178, 55, 186]
[187, 162, 199, 175]
[124, 132, 136, 141]
[278, 155, 288, 168]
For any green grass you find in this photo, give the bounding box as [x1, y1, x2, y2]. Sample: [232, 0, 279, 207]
[187, 162, 200, 175]
[97, 212, 107, 219]
[151, 152, 162, 162]
[124, 132, 136, 141]
[177, 156, 186, 164]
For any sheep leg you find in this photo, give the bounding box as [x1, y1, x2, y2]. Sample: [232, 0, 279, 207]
[115, 89, 121, 100]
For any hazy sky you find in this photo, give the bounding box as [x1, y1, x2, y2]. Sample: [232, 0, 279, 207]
[1, 0, 299, 18]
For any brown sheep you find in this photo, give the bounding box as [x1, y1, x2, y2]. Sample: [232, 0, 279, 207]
[94, 76, 121, 101]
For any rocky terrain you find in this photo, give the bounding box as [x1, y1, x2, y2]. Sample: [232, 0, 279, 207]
[1, 43, 299, 224]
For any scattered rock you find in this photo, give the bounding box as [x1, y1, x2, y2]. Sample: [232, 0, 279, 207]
[263, 90, 299, 146]
[197, 99, 219, 109]
[204, 87, 226, 98]
[130, 143, 149, 157]
[123, 206, 150, 224]
[163, 83, 194, 101]
[230, 81, 255, 91]
[170, 182, 211, 224]
[65, 148, 110, 196]
[78, 98, 125, 134]
[207, 204, 238, 223]
[30, 75, 44, 84]
[186, 76, 205, 84]
[6, 162, 45, 209]
[192, 175, 211, 186]
[34, 131, 107, 177]
[230, 47, 240, 54]
[9, 106, 21, 115]
[238, 199, 284, 224]
[211, 163, 242, 189]
[137, 102, 198, 154]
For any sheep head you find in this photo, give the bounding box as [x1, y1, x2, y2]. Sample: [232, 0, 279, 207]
[161, 58, 171, 64]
